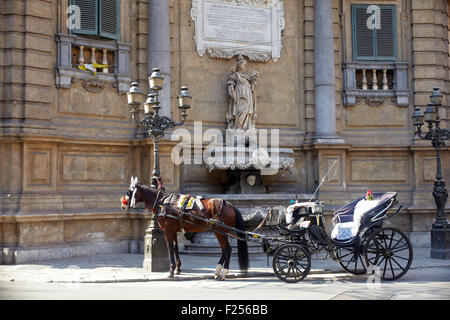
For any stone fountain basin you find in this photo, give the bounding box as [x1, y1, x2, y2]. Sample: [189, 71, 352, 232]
[204, 146, 295, 172]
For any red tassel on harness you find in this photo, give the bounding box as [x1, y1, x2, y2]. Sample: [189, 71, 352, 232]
[120, 196, 127, 205]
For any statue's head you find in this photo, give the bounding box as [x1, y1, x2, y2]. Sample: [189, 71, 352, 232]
[236, 54, 246, 72]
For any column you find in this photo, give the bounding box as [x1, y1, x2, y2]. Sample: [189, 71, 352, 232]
[313, 0, 344, 143]
[144, 0, 170, 272]
[148, 0, 171, 117]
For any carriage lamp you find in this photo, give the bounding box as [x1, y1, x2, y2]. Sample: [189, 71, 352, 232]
[412, 87, 450, 259]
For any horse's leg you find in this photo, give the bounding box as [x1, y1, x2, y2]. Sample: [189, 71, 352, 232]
[164, 233, 176, 278]
[214, 251, 225, 280]
[174, 236, 181, 275]
[214, 232, 232, 281]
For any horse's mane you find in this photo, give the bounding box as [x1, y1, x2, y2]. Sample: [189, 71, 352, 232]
[137, 184, 165, 199]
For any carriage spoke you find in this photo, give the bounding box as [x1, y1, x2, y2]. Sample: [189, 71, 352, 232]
[353, 254, 359, 273]
[376, 256, 386, 268]
[388, 258, 395, 279]
[390, 256, 406, 271]
[389, 237, 404, 251]
[358, 254, 366, 270]
[392, 244, 409, 253]
[382, 256, 388, 279]
[387, 229, 395, 249]
[391, 255, 409, 261]
[380, 229, 389, 249]
[338, 251, 355, 260]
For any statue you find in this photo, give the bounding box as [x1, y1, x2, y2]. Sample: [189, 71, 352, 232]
[226, 55, 259, 130]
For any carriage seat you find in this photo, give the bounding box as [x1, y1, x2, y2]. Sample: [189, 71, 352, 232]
[331, 199, 379, 241]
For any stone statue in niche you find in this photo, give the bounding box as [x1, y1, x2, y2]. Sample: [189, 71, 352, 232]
[226, 54, 259, 130]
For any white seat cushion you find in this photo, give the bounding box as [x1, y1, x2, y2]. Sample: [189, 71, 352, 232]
[331, 199, 379, 240]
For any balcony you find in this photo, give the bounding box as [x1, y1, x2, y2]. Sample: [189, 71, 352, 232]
[342, 61, 409, 107]
[55, 33, 131, 94]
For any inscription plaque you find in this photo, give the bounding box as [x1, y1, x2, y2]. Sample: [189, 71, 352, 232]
[191, 0, 285, 62]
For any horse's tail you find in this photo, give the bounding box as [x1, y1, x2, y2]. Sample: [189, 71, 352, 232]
[234, 206, 249, 272]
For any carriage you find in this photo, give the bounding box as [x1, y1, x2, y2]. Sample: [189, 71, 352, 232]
[122, 178, 413, 283]
[255, 192, 413, 283]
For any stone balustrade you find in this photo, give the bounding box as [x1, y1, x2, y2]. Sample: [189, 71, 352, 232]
[72, 44, 112, 74]
[56, 33, 132, 93]
[343, 61, 409, 106]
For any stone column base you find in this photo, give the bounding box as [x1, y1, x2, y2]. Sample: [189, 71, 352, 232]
[431, 228, 450, 259]
[143, 221, 169, 272]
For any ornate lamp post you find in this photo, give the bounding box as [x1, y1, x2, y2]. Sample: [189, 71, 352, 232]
[127, 67, 192, 271]
[412, 87, 450, 259]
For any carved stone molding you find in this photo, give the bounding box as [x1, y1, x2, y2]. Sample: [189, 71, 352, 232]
[82, 79, 105, 93]
[356, 96, 396, 107]
[191, 0, 285, 62]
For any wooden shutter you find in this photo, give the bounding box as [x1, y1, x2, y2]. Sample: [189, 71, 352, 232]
[352, 6, 375, 59]
[99, 0, 120, 40]
[70, 0, 98, 36]
[376, 6, 396, 59]
[352, 4, 396, 61]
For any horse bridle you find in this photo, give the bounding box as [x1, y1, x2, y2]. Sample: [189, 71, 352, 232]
[123, 181, 163, 214]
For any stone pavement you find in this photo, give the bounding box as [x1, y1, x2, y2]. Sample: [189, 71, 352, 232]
[0, 248, 449, 284]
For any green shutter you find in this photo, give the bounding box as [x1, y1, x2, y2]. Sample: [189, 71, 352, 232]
[99, 0, 120, 40]
[70, 0, 98, 36]
[352, 4, 396, 61]
[352, 6, 375, 59]
[376, 6, 396, 60]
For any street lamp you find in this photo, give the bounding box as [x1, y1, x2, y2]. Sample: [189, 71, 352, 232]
[412, 87, 450, 259]
[127, 68, 192, 271]
[127, 68, 191, 188]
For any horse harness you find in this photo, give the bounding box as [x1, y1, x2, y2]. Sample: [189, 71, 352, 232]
[156, 195, 225, 233]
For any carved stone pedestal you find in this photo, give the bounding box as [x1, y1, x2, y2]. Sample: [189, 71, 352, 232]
[143, 217, 169, 271]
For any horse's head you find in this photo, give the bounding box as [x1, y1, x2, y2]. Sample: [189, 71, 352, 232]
[121, 176, 145, 213]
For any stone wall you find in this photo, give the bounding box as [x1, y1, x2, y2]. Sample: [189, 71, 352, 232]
[0, 0, 449, 263]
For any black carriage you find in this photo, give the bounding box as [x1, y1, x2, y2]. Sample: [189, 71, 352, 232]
[257, 192, 413, 283]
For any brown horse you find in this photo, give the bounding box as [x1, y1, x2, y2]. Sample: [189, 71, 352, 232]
[121, 177, 249, 280]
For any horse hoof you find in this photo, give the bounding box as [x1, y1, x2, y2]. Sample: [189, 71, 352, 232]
[168, 273, 174, 278]
[175, 270, 181, 275]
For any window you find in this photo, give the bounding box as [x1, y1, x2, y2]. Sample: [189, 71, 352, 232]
[70, 0, 120, 41]
[351, 4, 396, 60]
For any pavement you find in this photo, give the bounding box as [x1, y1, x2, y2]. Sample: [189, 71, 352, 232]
[0, 247, 449, 284]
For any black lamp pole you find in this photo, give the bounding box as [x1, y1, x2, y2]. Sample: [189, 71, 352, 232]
[412, 87, 450, 259]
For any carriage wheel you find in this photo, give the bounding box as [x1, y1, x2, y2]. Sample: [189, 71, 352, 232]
[336, 246, 367, 275]
[364, 227, 413, 281]
[272, 244, 311, 283]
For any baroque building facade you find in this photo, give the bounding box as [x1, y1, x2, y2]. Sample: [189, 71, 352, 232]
[0, 0, 449, 263]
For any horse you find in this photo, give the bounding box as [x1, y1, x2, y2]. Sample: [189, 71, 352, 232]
[121, 177, 249, 280]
